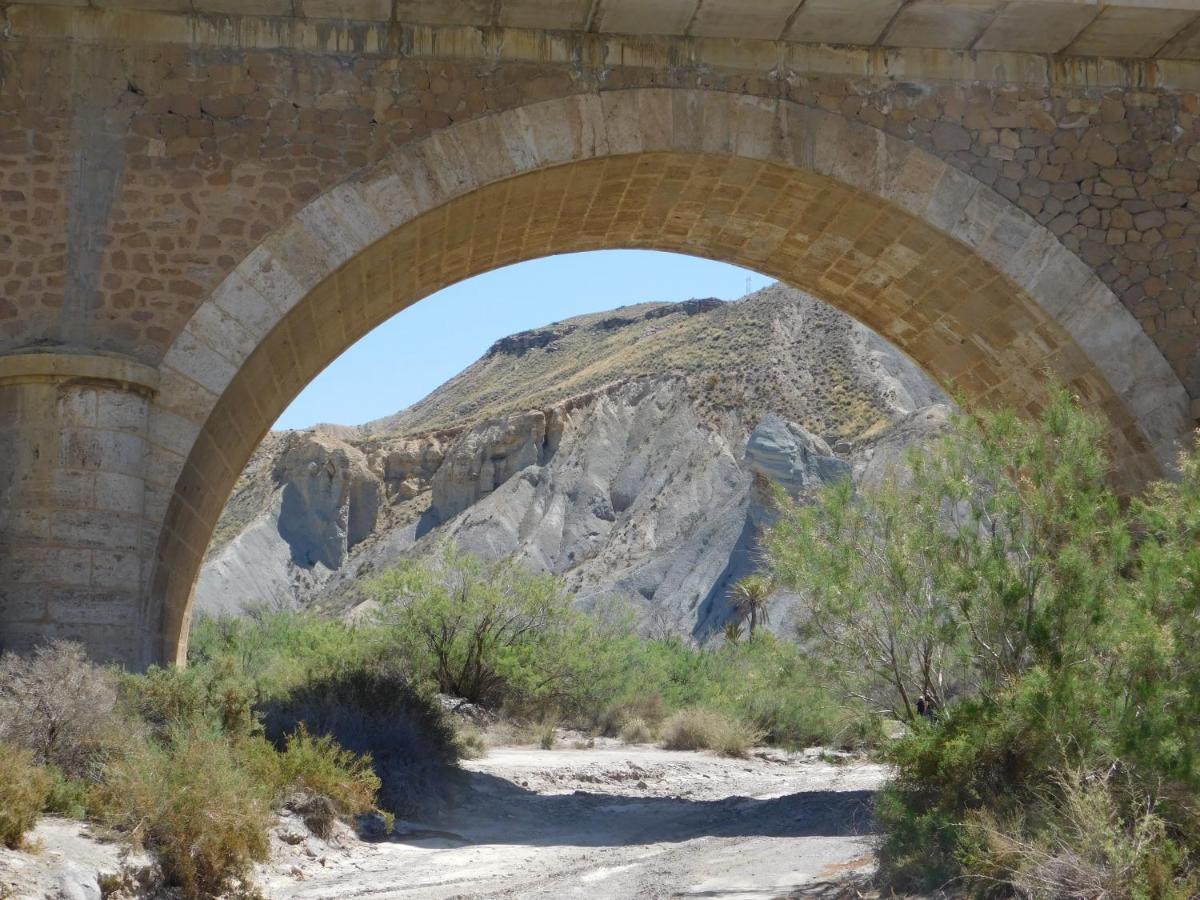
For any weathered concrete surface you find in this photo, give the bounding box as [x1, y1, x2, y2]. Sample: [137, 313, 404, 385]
[1, 7, 1198, 666]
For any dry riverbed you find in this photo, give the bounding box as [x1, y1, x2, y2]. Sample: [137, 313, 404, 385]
[1, 740, 888, 899]
[260, 739, 888, 899]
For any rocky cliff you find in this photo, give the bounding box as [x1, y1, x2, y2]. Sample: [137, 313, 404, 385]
[198, 284, 948, 636]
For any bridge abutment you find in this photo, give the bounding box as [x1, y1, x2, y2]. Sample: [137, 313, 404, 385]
[0, 352, 159, 667]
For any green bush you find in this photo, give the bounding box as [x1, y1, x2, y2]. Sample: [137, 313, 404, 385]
[369, 543, 588, 709]
[189, 608, 389, 701]
[42, 764, 90, 820]
[92, 728, 273, 899]
[249, 725, 380, 836]
[767, 385, 1200, 892]
[0, 743, 50, 848]
[119, 659, 258, 741]
[260, 663, 458, 816]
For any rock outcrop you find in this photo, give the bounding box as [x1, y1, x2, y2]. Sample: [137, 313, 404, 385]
[197, 284, 948, 635]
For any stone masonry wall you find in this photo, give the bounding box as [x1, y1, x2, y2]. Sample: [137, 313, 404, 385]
[1, 34, 1200, 405]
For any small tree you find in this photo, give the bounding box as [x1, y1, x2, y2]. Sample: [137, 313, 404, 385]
[0, 641, 119, 779]
[730, 574, 773, 639]
[368, 544, 583, 709]
[765, 385, 1128, 722]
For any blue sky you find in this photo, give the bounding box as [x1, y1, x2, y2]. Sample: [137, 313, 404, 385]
[275, 250, 775, 430]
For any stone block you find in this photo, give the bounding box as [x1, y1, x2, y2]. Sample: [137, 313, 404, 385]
[45, 592, 139, 627]
[91, 551, 144, 591]
[147, 406, 201, 459]
[785, 0, 901, 44]
[95, 471, 146, 515]
[58, 429, 147, 478]
[305, 0, 393, 21]
[691, 0, 795, 40]
[498, 0, 590, 29]
[0, 545, 91, 588]
[210, 270, 280, 343]
[162, 328, 239, 397]
[595, 0, 695, 35]
[94, 388, 149, 434]
[52, 509, 141, 551]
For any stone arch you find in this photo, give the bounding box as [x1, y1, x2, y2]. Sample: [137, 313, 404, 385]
[144, 87, 1190, 666]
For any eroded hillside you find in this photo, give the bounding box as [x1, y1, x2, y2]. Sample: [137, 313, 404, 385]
[198, 285, 948, 635]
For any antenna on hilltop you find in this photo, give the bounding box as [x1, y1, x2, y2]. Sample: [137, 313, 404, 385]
[745, 275, 751, 296]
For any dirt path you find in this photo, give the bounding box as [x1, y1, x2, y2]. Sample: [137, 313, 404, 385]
[258, 742, 889, 899]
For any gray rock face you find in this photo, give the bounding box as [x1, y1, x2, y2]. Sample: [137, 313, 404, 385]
[436, 379, 753, 636]
[430, 411, 549, 524]
[275, 433, 380, 570]
[745, 415, 850, 494]
[196, 285, 950, 636]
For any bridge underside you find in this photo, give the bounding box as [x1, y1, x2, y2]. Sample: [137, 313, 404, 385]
[0, 4, 1197, 667]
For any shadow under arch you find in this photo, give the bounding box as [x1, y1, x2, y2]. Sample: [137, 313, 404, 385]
[145, 88, 1190, 667]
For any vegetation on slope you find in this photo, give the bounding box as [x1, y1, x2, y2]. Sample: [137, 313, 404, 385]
[368, 286, 903, 441]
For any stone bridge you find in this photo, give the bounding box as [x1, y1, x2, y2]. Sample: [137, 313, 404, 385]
[2, 0, 1200, 667]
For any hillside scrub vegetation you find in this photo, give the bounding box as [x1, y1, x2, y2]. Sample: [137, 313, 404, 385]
[766, 385, 1200, 896]
[364, 542, 872, 751]
[0, 626, 455, 898]
[0, 568, 858, 895]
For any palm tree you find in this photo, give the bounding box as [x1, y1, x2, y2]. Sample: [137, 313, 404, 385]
[723, 620, 744, 644]
[731, 574, 773, 639]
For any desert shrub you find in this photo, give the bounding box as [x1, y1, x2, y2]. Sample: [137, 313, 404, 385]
[0, 641, 119, 779]
[42, 764, 90, 819]
[453, 724, 488, 760]
[768, 386, 1200, 891]
[119, 658, 257, 741]
[369, 543, 593, 711]
[597, 693, 668, 737]
[92, 728, 272, 899]
[619, 717, 653, 744]
[188, 609, 389, 701]
[260, 663, 458, 816]
[0, 743, 51, 848]
[959, 768, 1198, 900]
[537, 724, 556, 750]
[660, 707, 760, 757]
[365, 548, 857, 750]
[263, 726, 379, 824]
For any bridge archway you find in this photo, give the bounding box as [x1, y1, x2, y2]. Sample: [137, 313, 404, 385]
[129, 89, 1188, 664]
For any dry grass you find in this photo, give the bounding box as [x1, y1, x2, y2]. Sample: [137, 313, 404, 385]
[965, 769, 1200, 900]
[92, 729, 274, 899]
[619, 717, 654, 744]
[0, 743, 51, 849]
[660, 708, 762, 758]
[453, 723, 488, 760]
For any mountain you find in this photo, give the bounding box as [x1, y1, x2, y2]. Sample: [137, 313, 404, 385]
[197, 284, 948, 638]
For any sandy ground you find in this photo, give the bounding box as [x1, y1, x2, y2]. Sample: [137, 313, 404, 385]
[0, 742, 888, 899]
[0, 818, 147, 900]
[257, 740, 889, 899]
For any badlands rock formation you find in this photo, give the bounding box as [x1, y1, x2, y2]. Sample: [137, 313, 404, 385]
[198, 285, 947, 636]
